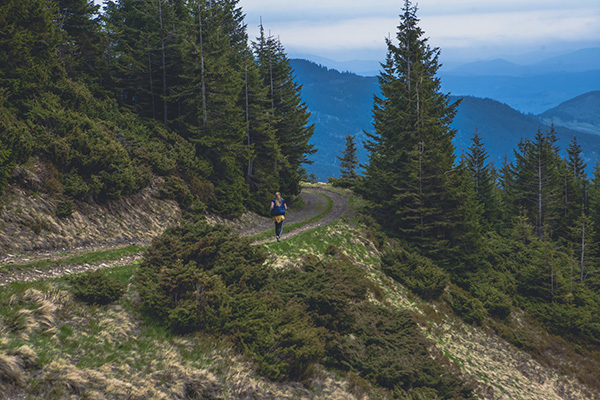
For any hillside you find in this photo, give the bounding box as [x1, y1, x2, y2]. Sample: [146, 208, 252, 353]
[2, 186, 600, 399]
[4, 2, 600, 399]
[538, 91, 600, 135]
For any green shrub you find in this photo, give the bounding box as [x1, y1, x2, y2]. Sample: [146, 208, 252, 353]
[382, 247, 449, 300]
[137, 222, 268, 325]
[329, 302, 473, 398]
[136, 221, 325, 380]
[474, 285, 512, 319]
[55, 199, 74, 218]
[159, 175, 194, 208]
[446, 285, 487, 325]
[68, 269, 125, 305]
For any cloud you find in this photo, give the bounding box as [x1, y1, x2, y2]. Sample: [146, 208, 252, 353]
[422, 8, 600, 48]
[244, 4, 600, 60]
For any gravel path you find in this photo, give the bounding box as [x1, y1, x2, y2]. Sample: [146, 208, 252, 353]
[0, 186, 351, 285]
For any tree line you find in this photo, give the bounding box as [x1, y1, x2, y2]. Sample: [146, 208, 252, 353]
[0, 0, 314, 217]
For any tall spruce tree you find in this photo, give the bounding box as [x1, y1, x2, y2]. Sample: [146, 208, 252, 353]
[241, 47, 281, 214]
[187, 0, 248, 216]
[465, 130, 499, 226]
[362, 0, 462, 260]
[57, 0, 105, 87]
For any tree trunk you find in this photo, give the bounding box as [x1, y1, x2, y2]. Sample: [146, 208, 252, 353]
[158, 0, 168, 126]
[147, 38, 156, 120]
[245, 64, 253, 181]
[581, 216, 586, 283]
[198, 3, 207, 127]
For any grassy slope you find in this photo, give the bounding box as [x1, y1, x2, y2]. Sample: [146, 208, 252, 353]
[1, 191, 599, 399]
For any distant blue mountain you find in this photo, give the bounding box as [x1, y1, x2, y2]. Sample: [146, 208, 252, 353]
[291, 59, 600, 180]
[298, 48, 600, 115]
[440, 70, 600, 114]
[291, 59, 379, 180]
[443, 48, 600, 77]
[537, 91, 600, 135]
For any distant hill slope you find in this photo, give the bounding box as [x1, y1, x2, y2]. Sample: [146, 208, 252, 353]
[537, 91, 600, 135]
[291, 59, 379, 180]
[451, 96, 600, 169]
[438, 48, 600, 114]
[440, 70, 600, 114]
[291, 59, 600, 180]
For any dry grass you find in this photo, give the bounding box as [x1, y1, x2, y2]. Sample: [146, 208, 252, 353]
[370, 268, 600, 399]
[0, 353, 24, 384]
[0, 279, 365, 399]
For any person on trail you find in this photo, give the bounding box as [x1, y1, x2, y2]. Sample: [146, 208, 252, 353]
[270, 192, 287, 241]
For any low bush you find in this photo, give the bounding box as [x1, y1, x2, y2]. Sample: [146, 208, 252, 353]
[68, 270, 125, 305]
[382, 246, 449, 300]
[446, 285, 487, 325]
[136, 221, 474, 396]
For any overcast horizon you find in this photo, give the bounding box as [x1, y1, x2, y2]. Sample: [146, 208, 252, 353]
[238, 0, 600, 68]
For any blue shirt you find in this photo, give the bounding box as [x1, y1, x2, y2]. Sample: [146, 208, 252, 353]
[271, 199, 286, 216]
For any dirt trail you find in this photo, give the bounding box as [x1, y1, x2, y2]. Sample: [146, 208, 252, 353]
[0, 186, 350, 285]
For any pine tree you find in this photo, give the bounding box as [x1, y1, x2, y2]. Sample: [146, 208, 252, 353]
[189, 0, 248, 216]
[511, 129, 563, 239]
[57, 0, 105, 87]
[253, 25, 315, 198]
[337, 134, 359, 181]
[241, 48, 281, 213]
[361, 0, 462, 260]
[564, 136, 588, 216]
[0, 0, 63, 105]
[465, 130, 499, 226]
[587, 163, 600, 246]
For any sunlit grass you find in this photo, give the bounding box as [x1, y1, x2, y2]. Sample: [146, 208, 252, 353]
[263, 220, 380, 267]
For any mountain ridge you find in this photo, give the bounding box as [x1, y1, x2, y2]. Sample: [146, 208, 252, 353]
[290, 59, 600, 179]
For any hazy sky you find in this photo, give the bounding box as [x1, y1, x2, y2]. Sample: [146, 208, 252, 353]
[238, 0, 600, 64]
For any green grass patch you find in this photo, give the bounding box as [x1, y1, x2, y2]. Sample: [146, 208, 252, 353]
[0, 244, 146, 271]
[263, 220, 380, 266]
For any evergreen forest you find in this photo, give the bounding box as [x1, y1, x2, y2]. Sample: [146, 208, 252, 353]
[2, 0, 600, 399]
[0, 0, 314, 217]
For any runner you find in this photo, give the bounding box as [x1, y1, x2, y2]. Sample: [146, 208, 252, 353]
[270, 192, 287, 241]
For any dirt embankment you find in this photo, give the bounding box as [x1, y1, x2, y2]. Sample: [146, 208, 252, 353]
[0, 183, 181, 265]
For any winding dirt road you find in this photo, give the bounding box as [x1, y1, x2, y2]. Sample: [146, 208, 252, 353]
[0, 186, 350, 285]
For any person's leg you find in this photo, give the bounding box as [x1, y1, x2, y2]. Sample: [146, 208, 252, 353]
[275, 220, 284, 240]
